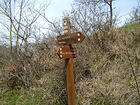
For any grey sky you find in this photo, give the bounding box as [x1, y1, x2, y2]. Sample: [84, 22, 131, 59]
[45, 0, 138, 26]
[46, 0, 74, 20]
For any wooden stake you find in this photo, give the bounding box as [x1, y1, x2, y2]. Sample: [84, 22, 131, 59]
[65, 58, 76, 105]
[62, 17, 76, 105]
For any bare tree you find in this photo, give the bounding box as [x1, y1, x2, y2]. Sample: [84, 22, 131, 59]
[104, 0, 113, 28]
[9, 0, 13, 53]
[0, 0, 46, 54]
[75, 0, 115, 29]
[66, 0, 110, 35]
[0, 0, 49, 89]
[131, 5, 140, 23]
[0, 0, 13, 53]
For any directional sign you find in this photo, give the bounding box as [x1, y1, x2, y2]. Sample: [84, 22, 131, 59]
[57, 32, 85, 45]
[62, 17, 71, 33]
[57, 46, 76, 58]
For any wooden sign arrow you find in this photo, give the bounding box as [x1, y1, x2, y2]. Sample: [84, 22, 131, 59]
[57, 46, 76, 58]
[57, 32, 85, 45]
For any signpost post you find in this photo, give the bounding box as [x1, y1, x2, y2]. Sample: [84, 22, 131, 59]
[57, 17, 85, 105]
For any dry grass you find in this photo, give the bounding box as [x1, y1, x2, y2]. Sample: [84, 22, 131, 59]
[0, 24, 140, 105]
[74, 26, 140, 105]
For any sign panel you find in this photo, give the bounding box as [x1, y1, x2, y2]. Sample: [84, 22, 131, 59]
[57, 46, 76, 58]
[57, 32, 85, 45]
[62, 17, 71, 34]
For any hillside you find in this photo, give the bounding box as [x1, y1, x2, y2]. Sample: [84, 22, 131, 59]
[0, 23, 140, 105]
[120, 23, 140, 32]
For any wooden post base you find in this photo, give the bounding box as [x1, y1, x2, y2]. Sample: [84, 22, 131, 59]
[65, 58, 76, 105]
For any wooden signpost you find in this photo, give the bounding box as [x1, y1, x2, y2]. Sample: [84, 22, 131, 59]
[57, 17, 85, 105]
[57, 32, 85, 45]
[57, 46, 76, 58]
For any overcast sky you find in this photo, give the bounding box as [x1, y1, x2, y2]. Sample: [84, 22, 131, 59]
[0, 0, 138, 44]
[45, 0, 138, 26]
[114, 0, 138, 25]
[45, 0, 74, 19]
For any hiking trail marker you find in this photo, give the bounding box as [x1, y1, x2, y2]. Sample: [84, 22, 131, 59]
[57, 32, 85, 45]
[57, 17, 85, 105]
[57, 46, 76, 59]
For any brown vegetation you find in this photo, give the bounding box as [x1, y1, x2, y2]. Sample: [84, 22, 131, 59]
[0, 0, 140, 105]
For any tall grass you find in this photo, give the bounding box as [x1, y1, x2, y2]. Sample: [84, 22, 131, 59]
[0, 23, 140, 105]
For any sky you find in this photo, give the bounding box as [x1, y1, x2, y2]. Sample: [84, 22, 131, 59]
[45, 0, 139, 26]
[0, 0, 139, 45]
[114, 0, 138, 26]
[45, 0, 74, 20]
